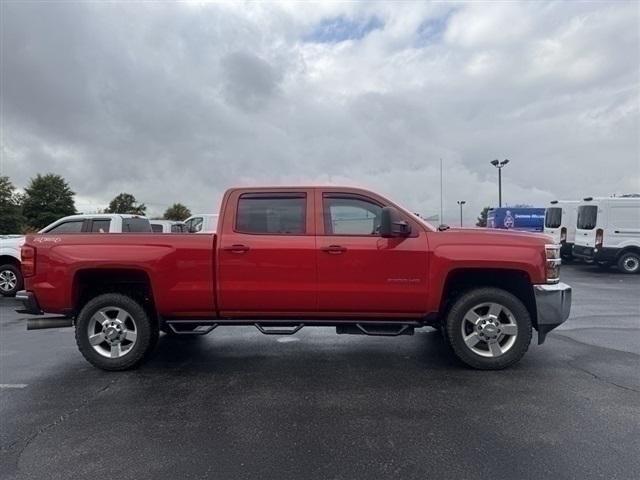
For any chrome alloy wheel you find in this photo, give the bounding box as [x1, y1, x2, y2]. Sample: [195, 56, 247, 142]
[0, 269, 17, 293]
[87, 307, 138, 358]
[460, 302, 518, 358]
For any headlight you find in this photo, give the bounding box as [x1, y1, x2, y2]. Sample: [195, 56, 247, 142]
[545, 244, 561, 284]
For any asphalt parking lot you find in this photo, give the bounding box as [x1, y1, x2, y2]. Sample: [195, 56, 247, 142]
[1, 264, 638, 480]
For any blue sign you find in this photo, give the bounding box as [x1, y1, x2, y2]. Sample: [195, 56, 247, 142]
[487, 208, 545, 232]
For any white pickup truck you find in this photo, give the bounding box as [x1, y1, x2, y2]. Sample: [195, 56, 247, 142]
[0, 214, 152, 296]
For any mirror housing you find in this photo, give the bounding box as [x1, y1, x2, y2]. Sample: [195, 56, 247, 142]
[380, 206, 412, 238]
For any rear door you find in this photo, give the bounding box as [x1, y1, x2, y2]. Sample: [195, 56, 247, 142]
[217, 189, 317, 315]
[315, 190, 429, 316]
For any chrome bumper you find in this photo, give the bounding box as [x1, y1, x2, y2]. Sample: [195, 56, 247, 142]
[533, 282, 572, 344]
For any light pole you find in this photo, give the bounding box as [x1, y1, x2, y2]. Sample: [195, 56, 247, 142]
[457, 200, 466, 227]
[490, 159, 510, 207]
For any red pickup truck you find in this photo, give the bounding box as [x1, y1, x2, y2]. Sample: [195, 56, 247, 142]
[17, 186, 571, 371]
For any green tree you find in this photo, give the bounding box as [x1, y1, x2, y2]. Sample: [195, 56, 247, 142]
[476, 206, 491, 227]
[0, 176, 24, 234]
[105, 193, 147, 215]
[22, 174, 76, 230]
[163, 203, 191, 221]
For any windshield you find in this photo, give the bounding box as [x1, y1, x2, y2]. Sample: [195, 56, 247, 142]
[577, 205, 598, 230]
[545, 208, 562, 228]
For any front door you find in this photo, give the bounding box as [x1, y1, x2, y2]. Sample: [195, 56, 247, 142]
[217, 190, 317, 315]
[315, 191, 429, 316]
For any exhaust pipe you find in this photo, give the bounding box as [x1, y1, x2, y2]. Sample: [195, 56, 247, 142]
[27, 317, 73, 330]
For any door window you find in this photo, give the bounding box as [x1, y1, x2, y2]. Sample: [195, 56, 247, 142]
[45, 220, 84, 233]
[236, 194, 306, 235]
[122, 218, 152, 232]
[323, 196, 382, 235]
[90, 219, 111, 233]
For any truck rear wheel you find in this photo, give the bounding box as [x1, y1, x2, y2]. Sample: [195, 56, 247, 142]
[445, 288, 532, 370]
[617, 252, 640, 274]
[75, 293, 158, 371]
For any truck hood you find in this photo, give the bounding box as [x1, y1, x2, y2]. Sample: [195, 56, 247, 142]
[437, 227, 553, 246]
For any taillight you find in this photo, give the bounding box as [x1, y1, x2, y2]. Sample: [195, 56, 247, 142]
[21, 246, 36, 277]
[545, 244, 561, 284]
[595, 229, 603, 248]
[560, 227, 567, 243]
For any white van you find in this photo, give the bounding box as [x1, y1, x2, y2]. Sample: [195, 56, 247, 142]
[544, 200, 579, 259]
[184, 214, 219, 233]
[573, 197, 640, 274]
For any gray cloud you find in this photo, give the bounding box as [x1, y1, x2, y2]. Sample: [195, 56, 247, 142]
[1, 1, 638, 222]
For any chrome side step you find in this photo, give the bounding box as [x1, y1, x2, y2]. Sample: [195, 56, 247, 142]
[254, 323, 304, 335]
[166, 320, 218, 335]
[336, 324, 414, 336]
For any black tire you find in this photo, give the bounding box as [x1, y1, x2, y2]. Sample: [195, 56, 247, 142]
[75, 293, 158, 371]
[445, 287, 533, 370]
[617, 251, 640, 274]
[0, 263, 23, 297]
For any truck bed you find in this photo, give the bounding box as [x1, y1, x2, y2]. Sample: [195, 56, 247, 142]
[25, 233, 216, 317]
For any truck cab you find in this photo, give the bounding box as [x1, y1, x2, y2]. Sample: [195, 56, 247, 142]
[573, 197, 640, 273]
[544, 200, 579, 259]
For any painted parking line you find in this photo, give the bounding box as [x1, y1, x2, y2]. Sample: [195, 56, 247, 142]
[0, 384, 28, 389]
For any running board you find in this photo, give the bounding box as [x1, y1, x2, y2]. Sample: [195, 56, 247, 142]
[255, 323, 304, 335]
[336, 324, 414, 336]
[166, 320, 218, 335]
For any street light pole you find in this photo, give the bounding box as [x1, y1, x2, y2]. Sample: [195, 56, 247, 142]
[457, 200, 466, 227]
[490, 159, 510, 208]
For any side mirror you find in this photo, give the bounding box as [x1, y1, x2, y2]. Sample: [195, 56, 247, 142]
[380, 206, 412, 238]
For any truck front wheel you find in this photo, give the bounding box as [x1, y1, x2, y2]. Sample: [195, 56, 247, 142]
[445, 288, 532, 370]
[75, 293, 159, 371]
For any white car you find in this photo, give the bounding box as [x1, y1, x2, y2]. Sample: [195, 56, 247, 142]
[573, 196, 640, 273]
[150, 220, 186, 233]
[544, 200, 579, 260]
[184, 214, 219, 233]
[0, 214, 152, 296]
[0, 235, 25, 297]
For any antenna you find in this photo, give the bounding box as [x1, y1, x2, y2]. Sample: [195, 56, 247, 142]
[440, 158, 443, 224]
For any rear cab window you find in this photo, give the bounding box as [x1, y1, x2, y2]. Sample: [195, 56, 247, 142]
[236, 193, 306, 235]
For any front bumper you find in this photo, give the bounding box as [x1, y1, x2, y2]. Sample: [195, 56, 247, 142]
[15, 290, 43, 315]
[572, 245, 617, 263]
[533, 282, 571, 344]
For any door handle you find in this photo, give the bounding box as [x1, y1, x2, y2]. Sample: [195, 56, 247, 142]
[321, 245, 347, 254]
[223, 244, 250, 253]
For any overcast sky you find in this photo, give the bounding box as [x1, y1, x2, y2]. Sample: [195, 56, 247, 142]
[1, 1, 638, 223]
